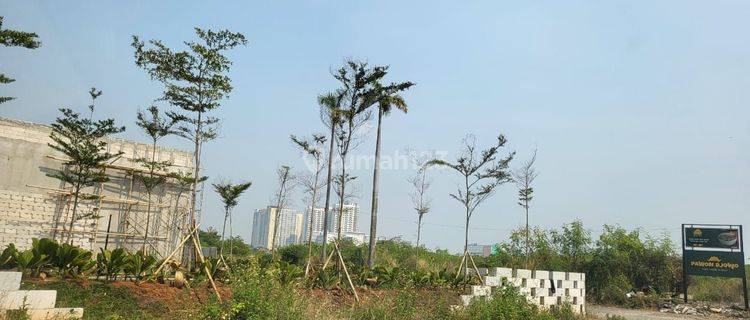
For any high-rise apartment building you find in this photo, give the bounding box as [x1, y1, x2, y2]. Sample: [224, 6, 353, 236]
[250, 206, 304, 250]
[301, 203, 359, 243]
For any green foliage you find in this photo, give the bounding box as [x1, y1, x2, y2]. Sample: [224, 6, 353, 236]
[275, 261, 303, 286]
[124, 251, 157, 281]
[96, 248, 129, 281]
[14, 249, 46, 277]
[0, 16, 41, 104]
[463, 286, 542, 320]
[311, 268, 340, 290]
[47, 90, 125, 239]
[22, 281, 171, 320]
[132, 28, 247, 144]
[48, 242, 95, 278]
[278, 244, 308, 266]
[0, 244, 18, 269]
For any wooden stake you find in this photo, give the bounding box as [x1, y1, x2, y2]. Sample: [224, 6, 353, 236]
[322, 250, 335, 270]
[150, 225, 199, 280]
[455, 252, 467, 280]
[191, 234, 222, 302]
[333, 240, 360, 302]
[467, 252, 484, 283]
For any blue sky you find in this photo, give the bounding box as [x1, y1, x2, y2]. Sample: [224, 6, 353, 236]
[2, 1, 749, 254]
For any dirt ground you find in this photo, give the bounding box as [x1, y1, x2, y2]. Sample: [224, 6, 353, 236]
[112, 281, 231, 312]
[589, 305, 747, 320]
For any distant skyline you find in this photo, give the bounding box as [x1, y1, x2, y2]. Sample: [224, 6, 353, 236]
[2, 1, 749, 254]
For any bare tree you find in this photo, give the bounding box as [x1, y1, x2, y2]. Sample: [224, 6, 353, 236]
[512, 150, 538, 268]
[270, 165, 295, 252]
[428, 134, 514, 276]
[291, 133, 327, 276]
[408, 164, 431, 248]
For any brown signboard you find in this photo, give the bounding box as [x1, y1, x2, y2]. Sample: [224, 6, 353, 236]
[684, 227, 740, 250]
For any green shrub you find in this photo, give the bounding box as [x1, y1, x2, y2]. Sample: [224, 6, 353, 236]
[123, 251, 157, 281]
[0, 244, 18, 269]
[96, 248, 129, 281]
[463, 286, 541, 320]
[49, 242, 95, 278]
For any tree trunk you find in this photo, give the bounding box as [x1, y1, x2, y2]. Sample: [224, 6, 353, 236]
[416, 214, 422, 248]
[184, 111, 204, 267]
[229, 207, 233, 256]
[463, 214, 470, 277]
[321, 123, 335, 260]
[524, 203, 529, 269]
[305, 175, 319, 276]
[463, 176, 470, 277]
[142, 141, 158, 254]
[67, 184, 81, 245]
[367, 108, 384, 268]
[271, 175, 288, 252]
[142, 192, 152, 254]
[337, 164, 345, 244]
[219, 207, 228, 256]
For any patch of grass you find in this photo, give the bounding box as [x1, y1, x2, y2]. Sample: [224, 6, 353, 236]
[21, 281, 167, 319]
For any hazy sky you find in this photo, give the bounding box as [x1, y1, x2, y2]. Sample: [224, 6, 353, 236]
[2, 1, 749, 254]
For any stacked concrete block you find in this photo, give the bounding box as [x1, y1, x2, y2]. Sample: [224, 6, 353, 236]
[460, 267, 586, 315]
[0, 271, 82, 319]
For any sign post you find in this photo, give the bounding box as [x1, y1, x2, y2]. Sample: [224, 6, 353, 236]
[682, 224, 748, 311]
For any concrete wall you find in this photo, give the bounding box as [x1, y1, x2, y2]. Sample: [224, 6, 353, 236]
[0, 117, 194, 257]
[462, 267, 586, 315]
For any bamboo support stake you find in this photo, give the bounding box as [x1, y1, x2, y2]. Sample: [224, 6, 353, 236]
[467, 252, 484, 283]
[191, 234, 222, 302]
[455, 252, 467, 280]
[322, 250, 335, 270]
[150, 225, 199, 279]
[333, 240, 360, 302]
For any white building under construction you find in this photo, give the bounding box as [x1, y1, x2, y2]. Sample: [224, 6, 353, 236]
[0, 117, 196, 259]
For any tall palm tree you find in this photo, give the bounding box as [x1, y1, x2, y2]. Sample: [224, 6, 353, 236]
[366, 82, 414, 268]
[213, 181, 252, 257]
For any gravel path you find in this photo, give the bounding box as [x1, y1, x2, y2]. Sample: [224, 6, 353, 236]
[588, 305, 738, 320]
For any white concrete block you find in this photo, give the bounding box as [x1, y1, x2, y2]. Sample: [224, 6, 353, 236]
[551, 271, 566, 280]
[532, 270, 551, 279]
[24, 308, 83, 320]
[484, 276, 503, 286]
[471, 285, 491, 296]
[567, 272, 582, 281]
[0, 290, 57, 310]
[514, 269, 532, 278]
[0, 272, 21, 291]
[559, 280, 575, 289]
[507, 278, 523, 287]
[523, 278, 540, 288]
[460, 295, 474, 307]
[490, 267, 512, 277]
